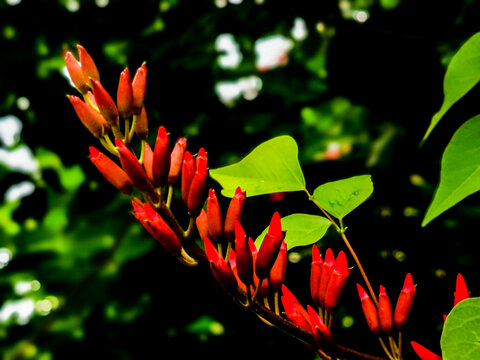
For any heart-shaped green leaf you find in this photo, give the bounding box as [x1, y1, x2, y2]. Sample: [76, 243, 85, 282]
[313, 175, 373, 220]
[423, 32, 480, 142]
[423, 114, 480, 226]
[210, 135, 306, 197]
[441, 297, 480, 360]
[255, 213, 331, 251]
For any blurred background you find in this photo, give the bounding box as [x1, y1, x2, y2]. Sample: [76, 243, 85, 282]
[1, 0, 479, 359]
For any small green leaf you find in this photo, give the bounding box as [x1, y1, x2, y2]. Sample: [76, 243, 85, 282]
[313, 175, 373, 220]
[210, 135, 306, 197]
[423, 114, 480, 226]
[255, 214, 331, 251]
[423, 32, 480, 142]
[441, 297, 480, 360]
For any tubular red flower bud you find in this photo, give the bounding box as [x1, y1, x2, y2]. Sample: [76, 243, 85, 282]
[394, 273, 416, 330]
[310, 244, 323, 305]
[268, 240, 287, 293]
[181, 151, 195, 203]
[65, 51, 89, 93]
[307, 305, 334, 345]
[228, 249, 248, 293]
[186, 148, 208, 217]
[224, 186, 246, 241]
[115, 138, 151, 191]
[255, 212, 286, 280]
[410, 341, 442, 360]
[324, 250, 350, 313]
[91, 78, 119, 127]
[249, 238, 269, 296]
[89, 146, 133, 194]
[143, 142, 154, 184]
[117, 68, 133, 119]
[281, 285, 312, 333]
[77, 45, 100, 84]
[234, 220, 254, 286]
[206, 189, 223, 243]
[68, 95, 109, 138]
[168, 137, 187, 185]
[134, 106, 149, 140]
[378, 285, 393, 335]
[454, 273, 469, 306]
[357, 283, 381, 336]
[195, 209, 209, 241]
[152, 126, 171, 186]
[317, 248, 335, 308]
[204, 237, 237, 292]
[132, 63, 147, 115]
[132, 201, 182, 256]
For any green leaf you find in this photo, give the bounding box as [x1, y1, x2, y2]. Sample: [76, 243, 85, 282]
[423, 114, 480, 226]
[313, 175, 373, 220]
[441, 297, 480, 360]
[423, 32, 480, 142]
[210, 135, 306, 197]
[255, 214, 331, 251]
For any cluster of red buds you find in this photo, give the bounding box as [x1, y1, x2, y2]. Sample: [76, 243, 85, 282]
[356, 273, 416, 360]
[410, 273, 470, 360]
[65, 45, 209, 265]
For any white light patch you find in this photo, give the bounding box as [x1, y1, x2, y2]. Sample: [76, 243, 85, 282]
[5, 181, 35, 202]
[0, 298, 35, 325]
[0, 145, 40, 176]
[0, 115, 23, 147]
[215, 75, 262, 106]
[215, 33, 243, 69]
[254, 35, 293, 72]
[291, 17, 308, 41]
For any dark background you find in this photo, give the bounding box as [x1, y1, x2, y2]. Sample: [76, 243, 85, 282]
[0, 0, 479, 359]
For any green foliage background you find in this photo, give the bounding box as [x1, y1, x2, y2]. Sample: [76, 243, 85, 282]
[1, 0, 479, 359]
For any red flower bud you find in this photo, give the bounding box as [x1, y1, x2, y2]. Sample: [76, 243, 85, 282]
[307, 305, 334, 345]
[152, 126, 171, 186]
[324, 250, 350, 313]
[234, 220, 254, 286]
[91, 78, 119, 127]
[378, 285, 393, 335]
[394, 273, 416, 330]
[310, 244, 323, 305]
[249, 239, 269, 296]
[410, 341, 442, 360]
[168, 137, 187, 185]
[224, 186, 246, 241]
[115, 138, 151, 191]
[228, 249, 248, 294]
[269, 240, 287, 292]
[77, 45, 100, 85]
[206, 189, 223, 243]
[143, 142, 154, 184]
[454, 273, 469, 307]
[181, 151, 195, 203]
[317, 248, 335, 308]
[186, 148, 208, 217]
[117, 68, 133, 119]
[132, 63, 147, 115]
[195, 209, 209, 242]
[132, 201, 182, 256]
[204, 237, 237, 292]
[89, 146, 133, 194]
[357, 283, 381, 336]
[281, 285, 312, 333]
[68, 95, 109, 138]
[255, 212, 286, 280]
[65, 51, 89, 93]
[134, 106, 149, 140]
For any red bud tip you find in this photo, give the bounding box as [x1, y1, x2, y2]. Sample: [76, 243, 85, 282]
[357, 283, 381, 336]
[281, 285, 312, 333]
[134, 106, 149, 140]
[378, 285, 393, 335]
[204, 237, 238, 292]
[410, 341, 442, 360]
[181, 151, 195, 203]
[269, 240, 287, 292]
[77, 45, 100, 84]
[117, 68, 133, 119]
[68, 95, 109, 138]
[89, 146, 133, 194]
[394, 273, 416, 330]
[310, 244, 323, 305]
[65, 51, 89, 93]
[317, 248, 335, 308]
[195, 209, 209, 241]
[168, 137, 187, 185]
[115, 138, 151, 191]
[206, 189, 223, 243]
[224, 186, 246, 240]
[91, 78, 119, 127]
[307, 305, 334, 345]
[324, 250, 350, 313]
[132, 63, 147, 114]
[454, 273, 469, 307]
[234, 220, 254, 286]
[186, 149, 209, 217]
[255, 212, 286, 279]
[152, 126, 171, 186]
